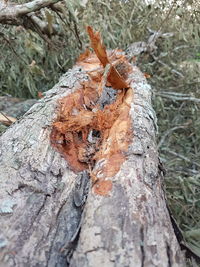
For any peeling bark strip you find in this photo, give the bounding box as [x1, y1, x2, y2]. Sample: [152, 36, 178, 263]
[50, 27, 133, 196]
[0, 27, 184, 267]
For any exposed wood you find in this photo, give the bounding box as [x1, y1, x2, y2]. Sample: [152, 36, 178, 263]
[0, 53, 184, 266]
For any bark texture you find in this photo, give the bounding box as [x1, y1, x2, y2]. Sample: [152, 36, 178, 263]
[0, 0, 61, 35]
[0, 64, 184, 266]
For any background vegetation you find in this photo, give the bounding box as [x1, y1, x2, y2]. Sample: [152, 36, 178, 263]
[0, 0, 200, 265]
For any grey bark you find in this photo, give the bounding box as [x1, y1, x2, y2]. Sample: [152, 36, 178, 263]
[0, 64, 184, 266]
[0, 0, 61, 36]
[0, 0, 61, 21]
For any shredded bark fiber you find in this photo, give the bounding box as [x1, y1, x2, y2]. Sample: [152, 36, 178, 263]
[50, 27, 133, 196]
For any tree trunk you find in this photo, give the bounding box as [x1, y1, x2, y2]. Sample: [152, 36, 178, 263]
[0, 56, 184, 266]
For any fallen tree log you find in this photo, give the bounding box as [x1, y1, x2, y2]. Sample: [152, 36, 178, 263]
[0, 28, 184, 267]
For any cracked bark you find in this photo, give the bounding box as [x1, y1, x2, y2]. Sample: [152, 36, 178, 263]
[0, 64, 184, 266]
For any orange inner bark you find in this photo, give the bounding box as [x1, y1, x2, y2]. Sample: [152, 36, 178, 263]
[50, 27, 133, 196]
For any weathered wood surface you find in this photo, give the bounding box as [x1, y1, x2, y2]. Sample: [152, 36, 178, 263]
[0, 63, 184, 266]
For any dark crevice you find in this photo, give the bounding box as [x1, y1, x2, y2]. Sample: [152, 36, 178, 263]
[35, 194, 48, 218]
[73, 170, 90, 208]
[64, 216, 83, 265]
[77, 131, 82, 141]
[46, 198, 68, 266]
[168, 207, 183, 244]
[26, 194, 48, 236]
[11, 181, 47, 195]
[65, 171, 90, 265]
[46, 171, 90, 267]
[140, 226, 145, 267]
[46, 222, 61, 267]
[92, 129, 101, 138]
[46, 202, 62, 238]
[180, 243, 200, 264]
[166, 242, 172, 267]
